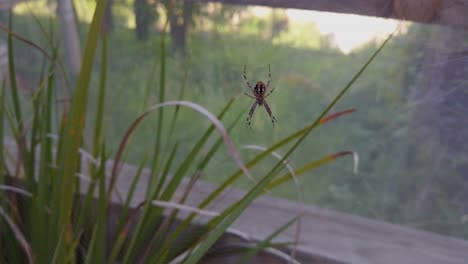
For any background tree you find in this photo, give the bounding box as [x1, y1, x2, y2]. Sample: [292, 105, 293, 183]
[162, 0, 196, 55]
[103, 0, 114, 32]
[134, 0, 157, 40]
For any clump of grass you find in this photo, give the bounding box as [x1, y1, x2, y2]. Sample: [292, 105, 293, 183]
[0, 2, 392, 263]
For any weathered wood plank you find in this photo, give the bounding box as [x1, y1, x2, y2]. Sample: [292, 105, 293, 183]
[4, 139, 468, 263]
[190, 0, 468, 30]
[107, 158, 468, 264]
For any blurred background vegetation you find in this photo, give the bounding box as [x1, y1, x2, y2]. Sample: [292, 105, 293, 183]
[3, 0, 468, 240]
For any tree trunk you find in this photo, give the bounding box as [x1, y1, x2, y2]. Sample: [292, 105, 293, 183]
[103, 0, 114, 33]
[168, 14, 185, 55]
[57, 0, 81, 76]
[168, 0, 193, 56]
[134, 0, 154, 40]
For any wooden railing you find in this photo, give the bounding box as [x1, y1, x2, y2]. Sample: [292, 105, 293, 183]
[4, 139, 468, 263]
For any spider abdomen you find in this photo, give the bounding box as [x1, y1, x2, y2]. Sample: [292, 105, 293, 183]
[254, 81, 266, 97]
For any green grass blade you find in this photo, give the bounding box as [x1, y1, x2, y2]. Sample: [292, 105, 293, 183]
[27, 12, 71, 92]
[6, 11, 29, 187]
[197, 110, 243, 171]
[84, 222, 99, 264]
[107, 111, 152, 202]
[75, 28, 109, 236]
[36, 51, 56, 263]
[75, 175, 100, 234]
[240, 216, 299, 264]
[148, 19, 168, 192]
[52, 0, 108, 261]
[27, 72, 46, 262]
[115, 154, 149, 233]
[166, 59, 189, 141]
[91, 31, 108, 171]
[65, 232, 83, 263]
[267, 151, 355, 190]
[4, 107, 19, 176]
[84, 148, 107, 264]
[0, 82, 5, 258]
[107, 203, 146, 264]
[142, 58, 157, 111]
[159, 59, 189, 174]
[7, 12, 23, 134]
[154, 142, 179, 199]
[106, 155, 147, 262]
[144, 172, 205, 264]
[0, 20, 52, 62]
[26, 81, 43, 192]
[119, 143, 178, 263]
[0, 81, 5, 182]
[0, 206, 34, 263]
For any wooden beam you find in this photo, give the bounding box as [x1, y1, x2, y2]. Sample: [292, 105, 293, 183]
[190, 0, 468, 30]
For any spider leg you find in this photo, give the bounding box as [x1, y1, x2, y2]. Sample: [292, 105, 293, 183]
[263, 100, 277, 127]
[246, 101, 258, 130]
[243, 65, 255, 94]
[264, 87, 275, 98]
[243, 92, 256, 99]
[266, 64, 271, 88]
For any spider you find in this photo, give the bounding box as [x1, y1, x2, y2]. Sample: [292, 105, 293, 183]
[243, 64, 277, 129]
